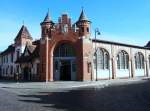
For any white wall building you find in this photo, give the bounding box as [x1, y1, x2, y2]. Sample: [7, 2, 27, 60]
[93, 39, 150, 80]
[0, 25, 33, 79]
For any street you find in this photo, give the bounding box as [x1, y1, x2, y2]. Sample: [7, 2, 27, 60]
[0, 78, 150, 111]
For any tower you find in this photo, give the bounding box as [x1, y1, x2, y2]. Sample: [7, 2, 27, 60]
[14, 25, 33, 54]
[14, 25, 33, 46]
[40, 11, 54, 82]
[14, 25, 33, 74]
[76, 9, 91, 37]
[75, 9, 93, 81]
[40, 11, 54, 38]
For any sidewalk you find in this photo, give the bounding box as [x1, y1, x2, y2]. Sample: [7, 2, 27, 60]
[0, 76, 149, 90]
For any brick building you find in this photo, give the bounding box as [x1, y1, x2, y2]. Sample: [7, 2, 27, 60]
[1, 9, 150, 81]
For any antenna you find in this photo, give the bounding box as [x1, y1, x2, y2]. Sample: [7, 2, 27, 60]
[81, 6, 84, 11]
[48, 8, 49, 14]
[22, 20, 24, 26]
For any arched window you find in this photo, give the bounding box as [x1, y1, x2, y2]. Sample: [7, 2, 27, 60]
[54, 43, 76, 57]
[135, 52, 144, 69]
[117, 50, 129, 69]
[95, 48, 109, 69]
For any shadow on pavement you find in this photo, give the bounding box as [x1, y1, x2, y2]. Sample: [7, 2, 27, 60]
[18, 79, 150, 111]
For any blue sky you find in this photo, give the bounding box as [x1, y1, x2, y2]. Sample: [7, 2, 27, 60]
[0, 0, 150, 51]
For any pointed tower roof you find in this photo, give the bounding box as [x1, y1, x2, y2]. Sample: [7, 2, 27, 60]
[78, 8, 90, 22]
[43, 11, 51, 22]
[145, 41, 150, 47]
[41, 11, 55, 26]
[15, 25, 32, 41]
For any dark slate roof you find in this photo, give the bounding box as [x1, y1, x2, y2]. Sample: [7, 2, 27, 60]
[16, 56, 31, 63]
[30, 44, 40, 59]
[26, 44, 36, 53]
[32, 40, 40, 45]
[79, 9, 87, 21]
[77, 9, 90, 23]
[0, 44, 15, 55]
[40, 12, 55, 26]
[16, 43, 39, 63]
[43, 12, 51, 22]
[93, 39, 150, 50]
[15, 25, 32, 41]
[145, 41, 150, 47]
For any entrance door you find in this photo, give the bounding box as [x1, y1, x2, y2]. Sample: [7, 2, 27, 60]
[60, 60, 71, 80]
[24, 67, 31, 81]
[53, 43, 76, 81]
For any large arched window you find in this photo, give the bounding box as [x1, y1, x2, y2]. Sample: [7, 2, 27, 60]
[95, 48, 109, 69]
[117, 50, 129, 69]
[135, 52, 144, 69]
[54, 43, 76, 57]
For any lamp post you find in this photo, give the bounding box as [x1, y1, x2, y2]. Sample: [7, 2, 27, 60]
[95, 28, 101, 81]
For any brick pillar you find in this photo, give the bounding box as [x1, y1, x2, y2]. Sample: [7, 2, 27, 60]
[146, 60, 149, 77]
[111, 45, 116, 79]
[129, 60, 132, 78]
[131, 58, 135, 78]
[109, 59, 112, 79]
[77, 38, 93, 81]
[112, 58, 116, 79]
[45, 37, 49, 82]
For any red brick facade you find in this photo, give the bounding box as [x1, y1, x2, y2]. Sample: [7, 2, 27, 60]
[39, 11, 93, 81]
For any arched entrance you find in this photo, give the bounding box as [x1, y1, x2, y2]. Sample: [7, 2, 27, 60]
[53, 43, 77, 81]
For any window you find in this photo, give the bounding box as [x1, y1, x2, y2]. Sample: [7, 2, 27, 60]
[87, 27, 89, 32]
[6, 56, 8, 63]
[54, 61, 58, 70]
[81, 27, 84, 32]
[46, 29, 49, 33]
[54, 43, 75, 57]
[62, 24, 68, 33]
[117, 50, 129, 69]
[95, 48, 109, 69]
[42, 29, 44, 35]
[10, 66, 13, 75]
[37, 63, 40, 75]
[72, 60, 76, 72]
[11, 53, 13, 62]
[3, 69, 4, 74]
[3, 56, 5, 63]
[87, 62, 91, 73]
[17, 50, 20, 59]
[4, 56, 6, 63]
[135, 52, 144, 69]
[2, 57, 4, 64]
[17, 65, 19, 73]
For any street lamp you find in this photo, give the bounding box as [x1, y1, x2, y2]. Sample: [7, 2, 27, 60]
[95, 28, 101, 81]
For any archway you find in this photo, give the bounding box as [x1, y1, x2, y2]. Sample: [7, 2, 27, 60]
[53, 43, 77, 81]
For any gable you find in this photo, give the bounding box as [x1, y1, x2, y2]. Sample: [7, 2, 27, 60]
[24, 48, 30, 56]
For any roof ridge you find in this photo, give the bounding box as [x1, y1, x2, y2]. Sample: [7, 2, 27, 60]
[15, 25, 32, 41]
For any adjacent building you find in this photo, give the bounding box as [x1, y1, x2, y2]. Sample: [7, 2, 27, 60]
[0, 9, 150, 81]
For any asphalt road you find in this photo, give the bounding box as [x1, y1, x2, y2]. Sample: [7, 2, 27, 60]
[0, 79, 150, 111]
